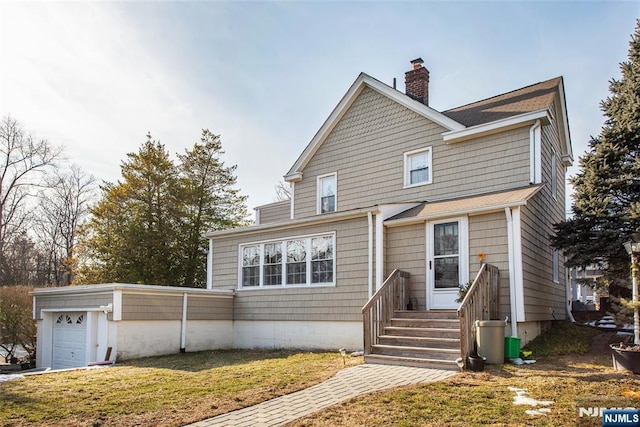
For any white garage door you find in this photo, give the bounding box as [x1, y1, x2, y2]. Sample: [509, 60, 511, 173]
[52, 312, 87, 369]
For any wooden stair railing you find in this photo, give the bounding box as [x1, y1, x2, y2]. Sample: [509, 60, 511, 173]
[362, 270, 410, 356]
[457, 264, 500, 366]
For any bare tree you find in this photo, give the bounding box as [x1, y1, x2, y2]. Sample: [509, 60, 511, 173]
[36, 165, 96, 286]
[0, 116, 62, 285]
[274, 180, 291, 201]
[0, 286, 36, 363]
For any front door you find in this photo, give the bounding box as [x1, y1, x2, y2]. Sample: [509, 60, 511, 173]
[427, 218, 468, 309]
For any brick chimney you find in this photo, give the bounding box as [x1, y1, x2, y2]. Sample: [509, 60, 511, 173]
[405, 58, 429, 105]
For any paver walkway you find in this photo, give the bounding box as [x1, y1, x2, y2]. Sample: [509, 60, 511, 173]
[185, 364, 456, 427]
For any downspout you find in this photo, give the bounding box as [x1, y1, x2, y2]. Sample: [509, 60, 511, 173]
[290, 182, 295, 219]
[368, 211, 373, 298]
[566, 263, 576, 322]
[505, 207, 518, 338]
[206, 239, 213, 290]
[375, 214, 384, 289]
[529, 120, 542, 184]
[180, 293, 187, 353]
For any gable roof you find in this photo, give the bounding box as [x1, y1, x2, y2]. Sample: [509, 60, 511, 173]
[285, 73, 573, 182]
[442, 77, 562, 127]
[284, 73, 465, 182]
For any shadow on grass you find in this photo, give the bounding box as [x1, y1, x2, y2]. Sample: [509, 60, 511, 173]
[120, 349, 329, 372]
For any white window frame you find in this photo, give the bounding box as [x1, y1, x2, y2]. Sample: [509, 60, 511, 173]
[317, 173, 337, 214]
[238, 232, 336, 289]
[404, 147, 432, 188]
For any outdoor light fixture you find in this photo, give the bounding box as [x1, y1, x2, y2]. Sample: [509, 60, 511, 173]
[339, 348, 346, 365]
[624, 240, 640, 345]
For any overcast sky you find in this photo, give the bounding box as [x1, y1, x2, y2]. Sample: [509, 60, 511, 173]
[0, 1, 637, 213]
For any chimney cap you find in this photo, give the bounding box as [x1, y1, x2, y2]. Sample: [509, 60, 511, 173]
[410, 58, 424, 69]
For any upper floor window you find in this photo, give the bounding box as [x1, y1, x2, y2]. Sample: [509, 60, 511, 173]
[317, 173, 337, 214]
[404, 147, 432, 187]
[239, 233, 335, 289]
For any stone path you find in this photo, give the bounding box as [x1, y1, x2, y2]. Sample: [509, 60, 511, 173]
[185, 364, 456, 427]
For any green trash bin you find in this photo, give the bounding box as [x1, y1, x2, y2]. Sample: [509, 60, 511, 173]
[504, 337, 521, 359]
[475, 320, 506, 364]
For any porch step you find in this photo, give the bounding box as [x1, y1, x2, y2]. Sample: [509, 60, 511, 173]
[394, 310, 458, 320]
[378, 335, 460, 349]
[384, 326, 460, 339]
[389, 317, 459, 329]
[365, 354, 459, 370]
[371, 344, 459, 360]
[367, 310, 461, 370]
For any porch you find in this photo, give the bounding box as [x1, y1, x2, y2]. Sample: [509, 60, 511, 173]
[362, 264, 500, 369]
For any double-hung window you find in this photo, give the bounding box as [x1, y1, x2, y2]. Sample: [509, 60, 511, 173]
[404, 147, 432, 187]
[311, 236, 334, 283]
[317, 173, 337, 214]
[239, 233, 335, 289]
[263, 243, 282, 286]
[286, 239, 307, 285]
[241, 246, 260, 287]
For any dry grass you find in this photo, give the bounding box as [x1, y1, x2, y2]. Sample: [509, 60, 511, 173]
[289, 324, 640, 427]
[0, 349, 362, 427]
[2, 322, 638, 427]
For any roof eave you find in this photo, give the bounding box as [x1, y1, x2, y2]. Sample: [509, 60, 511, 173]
[557, 77, 574, 166]
[204, 206, 380, 239]
[384, 186, 543, 227]
[442, 109, 552, 144]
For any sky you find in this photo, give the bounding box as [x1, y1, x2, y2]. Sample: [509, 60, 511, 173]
[0, 1, 638, 214]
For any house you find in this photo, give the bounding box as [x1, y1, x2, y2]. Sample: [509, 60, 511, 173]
[204, 58, 573, 367]
[32, 58, 572, 370]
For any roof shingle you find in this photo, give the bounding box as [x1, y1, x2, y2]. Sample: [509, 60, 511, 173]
[442, 77, 561, 127]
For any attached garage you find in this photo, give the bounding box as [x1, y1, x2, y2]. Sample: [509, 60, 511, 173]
[32, 284, 234, 369]
[52, 312, 87, 369]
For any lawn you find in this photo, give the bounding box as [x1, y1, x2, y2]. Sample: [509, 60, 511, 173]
[2, 323, 639, 427]
[290, 323, 640, 427]
[0, 350, 361, 427]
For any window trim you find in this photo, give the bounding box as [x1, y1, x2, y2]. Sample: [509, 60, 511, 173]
[317, 173, 337, 214]
[238, 232, 336, 289]
[404, 147, 432, 188]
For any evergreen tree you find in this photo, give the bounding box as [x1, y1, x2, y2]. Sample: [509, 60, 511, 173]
[83, 134, 182, 285]
[553, 21, 640, 294]
[80, 131, 247, 287]
[177, 129, 248, 287]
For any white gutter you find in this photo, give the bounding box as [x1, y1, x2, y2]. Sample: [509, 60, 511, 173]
[512, 206, 526, 321]
[180, 293, 188, 352]
[444, 109, 551, 144]
[505, 207, 518, 338]
[566, 263, 576, 322]
[368, 211, 374, 298]
[290, 182, 295, 219]
[204, 206, 378, 238]
[376, 214, 384, 289]
[530, 120, 542, 184]
[207, 239, 213, 290]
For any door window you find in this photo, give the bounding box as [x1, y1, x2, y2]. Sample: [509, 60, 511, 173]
[433, 222, 459, 288]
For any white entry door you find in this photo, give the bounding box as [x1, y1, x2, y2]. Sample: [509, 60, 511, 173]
[427, 218, 468, 309]
[52, 312, 87, 369]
